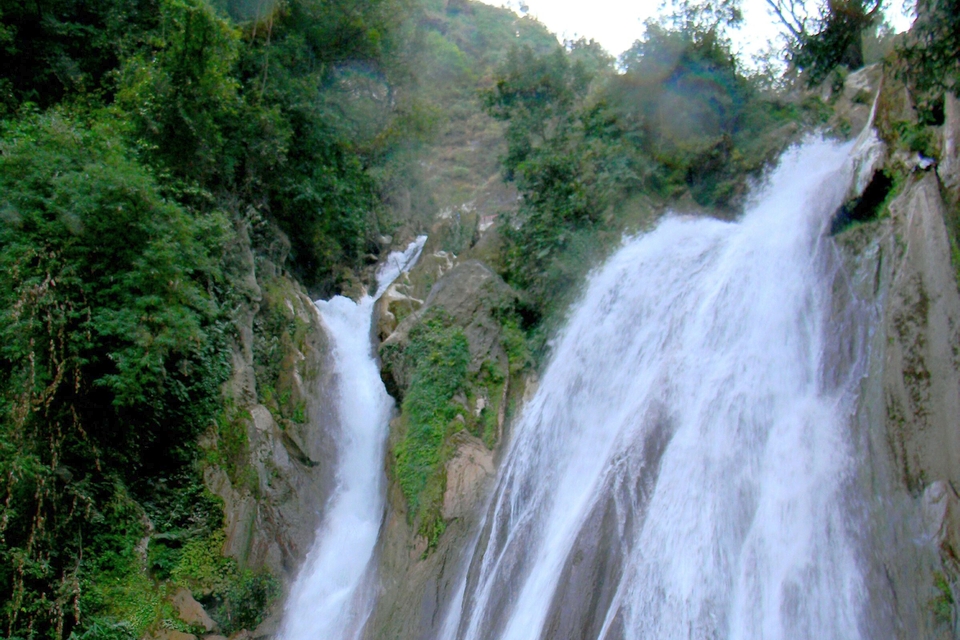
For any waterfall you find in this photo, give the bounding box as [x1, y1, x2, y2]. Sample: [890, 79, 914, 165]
[279, 236, 427, 640]
[444, 137, 872, 640]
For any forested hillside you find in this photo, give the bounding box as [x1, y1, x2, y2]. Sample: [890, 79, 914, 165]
[0, 0, 557, 636]
[2, 0, 958, 636]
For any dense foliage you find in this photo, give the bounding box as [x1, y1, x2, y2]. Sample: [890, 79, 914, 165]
[485, 23, 814, 317]
[0, 112, 231, 637]
[0, 0, 417, 635]
[392, 312, 470, 546]
[764, 0, 883, 84]
[2, 0, 956, 633]
[897, 0, 960, 99]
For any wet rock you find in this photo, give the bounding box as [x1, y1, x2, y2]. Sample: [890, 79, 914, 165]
[252, 614, 281, 639]
[206, 241, 341, 607]
[835, 170, 960, 639]
[375, 279, 424, 342]
[381, 260, 517, 396]
[367, 257, 525, 640]
[442, 432, 495, 521]
[883, 173, 960, 492]
[171, 587, 216, 632]
[523, 371, 539, 404]
[941, 92, 960, 196]
[921, 481, 960, 551]
[829, 64, 883, 137]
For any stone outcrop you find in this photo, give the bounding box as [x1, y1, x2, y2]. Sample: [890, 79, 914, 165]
[196, 216, 341, 635]
[171, 588, 217, 632]
[209, 253, 338, 579]
[363, 434, 497, 640]
[834, 170, 960, 638]
[442, 432, 495, 521]
[941, 92, 960, 196]
[881, 175, 960, 492]
[830, 64, 885, 136]
[365, 249, 526, 639]
[380, 259, 517, 398]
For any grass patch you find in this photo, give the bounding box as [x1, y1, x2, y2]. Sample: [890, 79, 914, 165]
[893, 120, 938, 158]
[253, 276, 312, 412]
[78, 487, 165, 639]
[208, 404, 255, 491]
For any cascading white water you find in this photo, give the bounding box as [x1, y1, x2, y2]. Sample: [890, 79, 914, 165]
[279, 236, 427, 640]
[444, 137, 872, 640]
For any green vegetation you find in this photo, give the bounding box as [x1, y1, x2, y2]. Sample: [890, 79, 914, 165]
[2, 0, 958, 628]
[253, 275, 312, 417]
[0, 0, 420, 634]
[392, 312, 470, 547]
[931, 571, 956, 626]
[167, 530, 279, 635]
[0, 112, 232, 638]
[0, 0, 563, 630]
[384, 0, 559, 224]
[765, 0, 883, 84]
[484, 20, 819, 320]
[897, 0, 960, 100]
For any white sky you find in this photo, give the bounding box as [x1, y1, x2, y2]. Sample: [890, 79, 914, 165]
[480, 0, 916, 61]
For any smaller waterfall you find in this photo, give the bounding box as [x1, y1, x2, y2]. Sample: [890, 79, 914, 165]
[279, 236, 426, 640]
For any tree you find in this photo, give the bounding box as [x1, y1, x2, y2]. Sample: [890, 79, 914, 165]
[116, 0, 241, 184]
[0, 112, 230, 638]
[898, 0, 960, 97]
[765, 0, 883, 83]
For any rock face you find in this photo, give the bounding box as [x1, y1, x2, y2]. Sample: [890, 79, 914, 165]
[171, 588, 217, 632]
[834, 172, 960, 638]
[380, 259, 517, 399]
[201, 216, 340, 632]
[442, 432, 495, 521]
[365, 255, 523, 640]
[363, 434, 497, 640]
[882, 175, 960, 491]
[213, 286, 337, 578]
[830, 64, 885, 136]
[941, 92, 960, 195]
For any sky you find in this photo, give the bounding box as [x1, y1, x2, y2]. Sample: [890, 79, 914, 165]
[479, 0, 916, 62]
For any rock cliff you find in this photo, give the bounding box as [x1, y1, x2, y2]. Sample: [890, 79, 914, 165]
[830, 67, 960, 636]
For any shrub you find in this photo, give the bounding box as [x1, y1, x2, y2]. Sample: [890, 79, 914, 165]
[392, 312, 469, 546]
[0, 111, 230, 639]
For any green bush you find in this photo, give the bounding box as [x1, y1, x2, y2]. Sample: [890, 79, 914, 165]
[0, 111, 230, 639]
[116, 0, 240, 184]
[392, 312, 469, 546]
[931, 571, 955, 625]
[894, 120, 937, 157]
[485, 23, 805, 321]
[217, 571, 280, 633]
[169, 529, 279, 636]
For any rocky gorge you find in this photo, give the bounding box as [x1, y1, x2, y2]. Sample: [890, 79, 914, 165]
[171, 62, 960, 639]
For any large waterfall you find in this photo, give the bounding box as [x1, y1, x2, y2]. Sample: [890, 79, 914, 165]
[279, 237, 427, 640]
[442, 137, 872, 640]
